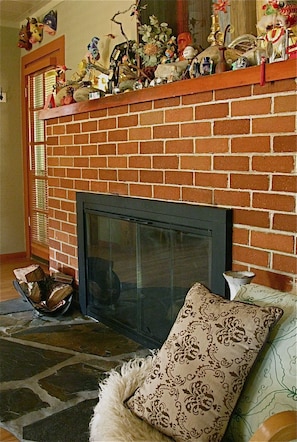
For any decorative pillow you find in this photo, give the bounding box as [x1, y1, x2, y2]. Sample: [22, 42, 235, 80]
[223, 283, 297, 442]
[126, 283, 283, 442]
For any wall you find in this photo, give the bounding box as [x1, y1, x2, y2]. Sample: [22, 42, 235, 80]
[44, 72, 297, 294]
[0, 26, 25, 254]
[21, 0, 261, 76]
[0, 1, 136, 257]
[20, 0, 137, 73]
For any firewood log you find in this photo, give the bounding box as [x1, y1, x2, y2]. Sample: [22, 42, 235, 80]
[13, 264, 45, 283]
[47, 284, 73, 310]
[28, 282, 42, 303]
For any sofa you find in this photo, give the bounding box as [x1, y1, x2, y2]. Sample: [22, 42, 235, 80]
[89, 283, 297, 442]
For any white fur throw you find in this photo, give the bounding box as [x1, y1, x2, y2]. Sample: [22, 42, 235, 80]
[89, 354, 172, 442]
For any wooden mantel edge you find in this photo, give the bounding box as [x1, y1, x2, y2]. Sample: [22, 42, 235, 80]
[39, 59, 297, 120]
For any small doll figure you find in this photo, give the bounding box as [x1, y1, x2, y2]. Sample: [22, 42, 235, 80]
[162, 37, 177, 63]
[182, 45, 199, 79]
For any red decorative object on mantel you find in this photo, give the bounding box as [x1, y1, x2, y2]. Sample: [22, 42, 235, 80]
[44, 93, 56, 109]
[260, 56, 266, 86]
[286, 42, 297, 59]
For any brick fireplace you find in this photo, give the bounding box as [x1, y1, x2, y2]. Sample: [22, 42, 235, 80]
[76, 192, 232, 346]
[40, 60, 297, 294]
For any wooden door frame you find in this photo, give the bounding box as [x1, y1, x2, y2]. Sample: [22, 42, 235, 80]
[21, 35, 65, 260]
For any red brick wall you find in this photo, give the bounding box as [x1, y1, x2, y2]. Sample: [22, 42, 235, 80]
[46, 78, 297, 293]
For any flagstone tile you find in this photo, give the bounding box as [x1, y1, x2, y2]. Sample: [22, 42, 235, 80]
[12, 322, 142, 356]
[0, 339, 71, 382]
[0, 388, 49, 422]
[0, 303, 147, 441]
[23, 398, 97, 442]
[38, 363, 106, 401]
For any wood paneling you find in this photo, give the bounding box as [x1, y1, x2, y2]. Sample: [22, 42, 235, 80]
[231, 0, 257, 39]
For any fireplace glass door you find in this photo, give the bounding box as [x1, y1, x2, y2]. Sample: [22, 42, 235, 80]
[86, 213, 211, 346]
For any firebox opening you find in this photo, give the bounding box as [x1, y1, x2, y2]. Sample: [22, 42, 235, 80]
[77, 193, 232, 348]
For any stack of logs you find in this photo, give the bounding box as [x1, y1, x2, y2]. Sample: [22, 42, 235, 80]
[13, 264, 73, 314]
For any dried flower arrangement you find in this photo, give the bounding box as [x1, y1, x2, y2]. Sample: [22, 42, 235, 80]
[133, 15, 176, 67]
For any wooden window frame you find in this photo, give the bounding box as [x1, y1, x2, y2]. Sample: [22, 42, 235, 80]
[21, 35, 65, 259]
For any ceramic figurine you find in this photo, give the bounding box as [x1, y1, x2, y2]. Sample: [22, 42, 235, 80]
[161, 37, 177, 63]
[232, 56, 249, 70]
[55, 65, 70, 90]
[60, 86, 75, 106]
[177, 32, 193, 60]
[256, 1, 297, 63]
[182, 46, 199, 79]
[264, 16, 286, 62]
[133, 80, 144, 90]
[88, 37, 100, 62]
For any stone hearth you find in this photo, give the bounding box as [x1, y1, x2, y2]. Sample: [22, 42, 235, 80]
[0, 299, 147, 442]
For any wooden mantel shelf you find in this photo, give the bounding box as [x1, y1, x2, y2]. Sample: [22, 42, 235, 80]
[39, 58, 297, 120]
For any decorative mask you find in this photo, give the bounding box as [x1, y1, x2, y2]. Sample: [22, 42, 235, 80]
[29, 17, 44, 44]
[43, 10, 57, 35]
[17, 19, 32, 51]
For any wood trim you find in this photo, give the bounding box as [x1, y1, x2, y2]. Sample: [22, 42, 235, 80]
[249, 411, 297, 442]
[0, 252, 26, 262]
[31, 242, 50, 262]
[23, 56, 57, 76]
[177, 0, 189, 34]
[21, 36, 65, 259]
[22, 35, 65, 74]
[39, 58, 297, 120]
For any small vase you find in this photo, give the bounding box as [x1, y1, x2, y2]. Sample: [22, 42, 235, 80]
[255, 38, 267, 65]
[223, 271, 255, 300]
[200, 57, 213, 76]
[215, 46, 228, 73]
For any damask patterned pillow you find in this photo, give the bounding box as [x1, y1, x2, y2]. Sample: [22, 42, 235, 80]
[126, 283, 283, 442]
[223, 283, 297, 442]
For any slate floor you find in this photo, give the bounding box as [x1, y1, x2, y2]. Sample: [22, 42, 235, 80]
[0, 299, 148, 442]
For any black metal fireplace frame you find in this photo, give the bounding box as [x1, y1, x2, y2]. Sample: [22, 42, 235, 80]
[77, 193, 232, 345]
